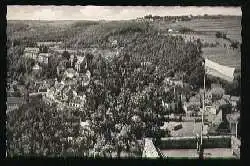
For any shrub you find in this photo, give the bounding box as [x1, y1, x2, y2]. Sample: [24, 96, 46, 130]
[215, 31, 227, 39]
[179, 27, 194, 34]
[230, 41, 240, 49]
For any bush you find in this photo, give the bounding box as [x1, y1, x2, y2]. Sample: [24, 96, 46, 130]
[230, 41, 240, 49]
[210, 87, 225, 101]
[179, 27, 194, 34]
[215, 31, 227, 39]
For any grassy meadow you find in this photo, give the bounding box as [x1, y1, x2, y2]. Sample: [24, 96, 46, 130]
[162, 16, 241, 72]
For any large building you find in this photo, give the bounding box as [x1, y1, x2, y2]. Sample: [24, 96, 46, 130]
[37, 41, 63, 47]
[24, 47, 40, 60]
[7, 97, 25, 113]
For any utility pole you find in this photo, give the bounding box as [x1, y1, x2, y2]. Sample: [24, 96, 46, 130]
[236, 121, 238, 139]
[64, 39, 66, 51]
[199, 61, 206, 159]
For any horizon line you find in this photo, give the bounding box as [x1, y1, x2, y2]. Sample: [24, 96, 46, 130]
[7, 14, 242, 21]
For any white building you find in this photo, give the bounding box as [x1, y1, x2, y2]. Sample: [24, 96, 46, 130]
[32, 63, 42, 71]
[24, 47, 40, 60]
[80, 70, 91, 87]
[205, 106, 217, 115]
[168, 29, 173, 33]
[112, 40, 118, 47]
[64, 68, 79, 79]
[230, 96, 240, 107]
[38, 53, 50, 64]
[37, 41, 62, 47]
[164, 77, 183, 87]
[32, 63, 42, 77]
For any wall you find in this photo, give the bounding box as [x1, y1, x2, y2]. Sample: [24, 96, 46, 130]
[142, 138, 160, 158]
[160, 136, 231, 149]
[231, 136, 240, 158]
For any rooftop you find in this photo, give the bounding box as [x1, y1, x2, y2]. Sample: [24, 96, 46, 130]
[32, 64, 41, 70]
[39, 53, 50, 57]
[213, 99, 228, 107]
[24, 47, 39, 52]
[7, 97, 25, 105]
[222, 95, 231, 100]
[231, 96, 240, 101]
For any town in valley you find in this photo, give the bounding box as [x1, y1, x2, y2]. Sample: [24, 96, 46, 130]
[6, 6, 241, 158]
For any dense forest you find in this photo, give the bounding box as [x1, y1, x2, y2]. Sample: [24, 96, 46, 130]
[7, 20, 204, 88]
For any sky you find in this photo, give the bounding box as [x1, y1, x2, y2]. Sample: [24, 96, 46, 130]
[7, 6, 241, 20]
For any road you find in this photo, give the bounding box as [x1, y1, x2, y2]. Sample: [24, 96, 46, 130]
[161, 148, 235, 159]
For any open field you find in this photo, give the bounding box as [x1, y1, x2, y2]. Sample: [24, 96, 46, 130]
[169, 122, 203, 137]
[167, 17, 241, 42]
[202, 47, 241, 69]
[158, 16, 241, 71]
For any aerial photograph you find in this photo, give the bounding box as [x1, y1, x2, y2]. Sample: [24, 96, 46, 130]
[6, 6, 241, 159]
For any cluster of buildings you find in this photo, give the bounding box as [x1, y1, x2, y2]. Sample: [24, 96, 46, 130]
[43, 80, 87, 110]
[7, 96, 25, 113]
[164, 77, 184, 88]
[19, 40, 121, 113]
[42, 54, 91, 110]
[6, 81, 27, 113]
[24, 47, 52, 64]
[181, 83, 240, 135]
[184, 90, 239, 117]
[136, 15, 192, 22]
[22, 41, 94, 111]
